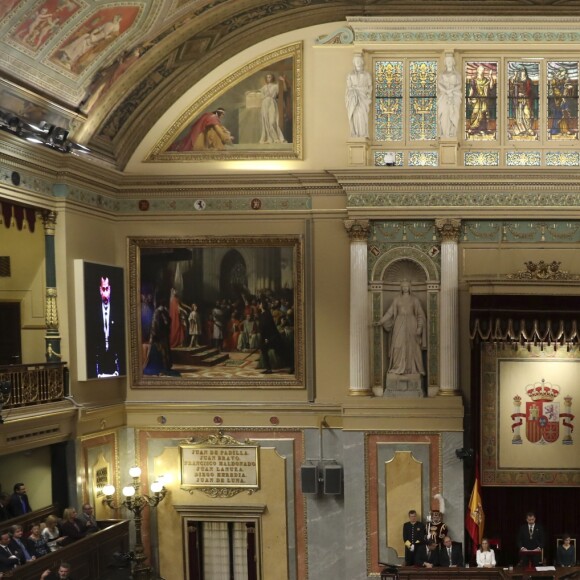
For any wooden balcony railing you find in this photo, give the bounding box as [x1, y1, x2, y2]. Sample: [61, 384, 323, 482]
[0, 363, 68, 409]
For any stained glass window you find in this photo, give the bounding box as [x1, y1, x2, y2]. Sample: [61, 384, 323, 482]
[547, 61, 578, 140]
[507, 61, 539, 141]
[375, 61, 403, 141]
[465, 62, 497, 140]
[409, 61, 438, 140]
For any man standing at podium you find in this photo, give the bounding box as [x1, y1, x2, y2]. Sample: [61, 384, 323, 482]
[517, 512, 545, 566]
[403, 509, 426, 565]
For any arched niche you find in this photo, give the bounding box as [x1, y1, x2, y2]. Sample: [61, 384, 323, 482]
[370, 247, 440, 397]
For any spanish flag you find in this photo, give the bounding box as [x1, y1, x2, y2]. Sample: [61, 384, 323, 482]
[465, 460, 485, 554]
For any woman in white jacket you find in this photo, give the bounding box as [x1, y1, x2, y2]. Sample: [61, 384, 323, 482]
[476, 538, 497, 568]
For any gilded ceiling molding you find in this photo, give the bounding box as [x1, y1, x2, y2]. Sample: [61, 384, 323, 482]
[346, 15, 580, 44]
[315, 26, 354, 46]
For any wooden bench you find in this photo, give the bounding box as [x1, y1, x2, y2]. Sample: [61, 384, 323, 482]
[2, 519, 130, 580]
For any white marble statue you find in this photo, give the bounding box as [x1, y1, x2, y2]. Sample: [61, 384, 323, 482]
[437, 54, 462, 139]
[377, 280, 427, 375]
[345, 54, 372, 138]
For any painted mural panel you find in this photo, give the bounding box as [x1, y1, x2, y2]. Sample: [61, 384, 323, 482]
[12, 0, 81, 52]
[150, 43, 302, 161]
[507, 61, 539, 141]
[465, 61, 497, 140]
[50, 6, 140, 75]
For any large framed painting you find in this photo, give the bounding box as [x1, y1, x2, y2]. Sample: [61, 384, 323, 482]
[129, 236, 305, 388]
[147, 42, 302, 162]
[481, 344, 579, 486]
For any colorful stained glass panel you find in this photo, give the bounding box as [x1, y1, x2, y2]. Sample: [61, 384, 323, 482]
[464, 151, 500, 166]
[375, 61, 403, 141]
[506, 151, 541, 166]
[547, 61, 578, 140]
[408, 151, 438, 166]
[507, 61, 539, 141]
[409, 60, 438, 140]
[465, 62, 498, 140]
[374, 151, 404, 166]
[545, 151, 580, 166]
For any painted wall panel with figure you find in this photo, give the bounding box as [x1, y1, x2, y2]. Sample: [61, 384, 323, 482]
[150, 43, 302, 161]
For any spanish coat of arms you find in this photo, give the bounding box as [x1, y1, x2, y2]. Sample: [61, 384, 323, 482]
[510, 379, 575, 445]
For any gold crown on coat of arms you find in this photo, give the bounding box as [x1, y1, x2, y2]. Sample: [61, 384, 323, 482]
[525, 378, 560, 401]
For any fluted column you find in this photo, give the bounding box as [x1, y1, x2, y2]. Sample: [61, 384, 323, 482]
[435, 218, 461, 396]
[344, 219, 372, 396]
[42, 211, 62, 363]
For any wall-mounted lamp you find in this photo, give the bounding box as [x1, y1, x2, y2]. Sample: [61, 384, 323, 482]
[103, 466, 167, 579]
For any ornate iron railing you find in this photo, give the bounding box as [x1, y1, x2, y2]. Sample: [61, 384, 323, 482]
[0, 362, 68, 408]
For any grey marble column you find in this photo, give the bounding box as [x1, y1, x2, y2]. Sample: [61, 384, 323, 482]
[435, 218, 461, 396]
[344, 219, 371, 396]
[42, 210, 62, 363]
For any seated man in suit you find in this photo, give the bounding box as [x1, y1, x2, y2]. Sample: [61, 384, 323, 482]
[0, 531, 20, 572]
[439, 535, 464, 567]
[415, 539, 440, 568]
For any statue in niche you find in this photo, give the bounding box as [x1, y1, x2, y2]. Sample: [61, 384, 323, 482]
[345, 53, 372, 138]
[437, 53, 462, 139]
[376, 280, 427, 395]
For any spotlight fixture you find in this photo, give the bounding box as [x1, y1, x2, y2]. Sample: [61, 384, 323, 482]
[0, 109, 90, 155]
[48, 125, 69, 146]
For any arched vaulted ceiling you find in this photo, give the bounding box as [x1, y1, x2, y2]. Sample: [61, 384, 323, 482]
[2, 0, 580, 170]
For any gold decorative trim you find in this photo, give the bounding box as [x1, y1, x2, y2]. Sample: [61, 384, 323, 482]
[434, 218, 461, 242]
[147, 42, 303, 162]
[507, 260, 580, 280]
[349, 388, 373, 396]
[344, 219, 370, 242]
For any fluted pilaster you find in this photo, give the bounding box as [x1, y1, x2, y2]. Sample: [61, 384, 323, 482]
[435, 218, 461, 396]
[344, 219, 372, 396]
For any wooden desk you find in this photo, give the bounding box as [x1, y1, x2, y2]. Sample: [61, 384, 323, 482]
[391, 566, 580, 580]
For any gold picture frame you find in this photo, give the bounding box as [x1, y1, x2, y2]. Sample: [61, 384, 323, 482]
[128, 235, 305, 388]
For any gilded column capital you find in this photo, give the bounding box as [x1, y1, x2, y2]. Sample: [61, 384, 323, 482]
[41, 210, 57, 236]
[344, 219, 370, 242]
[434, 218, 461, 243]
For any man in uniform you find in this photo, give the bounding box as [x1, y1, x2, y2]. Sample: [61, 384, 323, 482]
[427, 509, 448, 547]
[403, 509, 426, 566]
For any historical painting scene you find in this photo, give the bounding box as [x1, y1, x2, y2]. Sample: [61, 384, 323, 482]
[465, 61, 498, 140]
[130, 237, 303, 388]
[152, 44, 301, 160]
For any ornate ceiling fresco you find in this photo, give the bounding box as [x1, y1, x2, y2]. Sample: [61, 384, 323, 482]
[1, 0, 580, 168]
